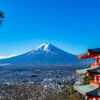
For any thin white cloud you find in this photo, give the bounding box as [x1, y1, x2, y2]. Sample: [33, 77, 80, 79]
[0, 54, 16, 59]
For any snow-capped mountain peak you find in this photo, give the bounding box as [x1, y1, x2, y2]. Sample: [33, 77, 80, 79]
[38, 43, 50, 48]
[43, 43, 50, 52]
[35, 43, 51, 53]
[0, 43, 92, 70]
[27, 43, 53, 55]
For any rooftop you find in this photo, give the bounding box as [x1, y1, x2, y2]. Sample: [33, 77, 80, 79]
[78, 48, 100, 59]
[88, 48, 100, 53]
[74, 84, 99, 95]
[86, 87, 100, 97]
[88, 67, 100, 74]
[76, 67, 95, 75]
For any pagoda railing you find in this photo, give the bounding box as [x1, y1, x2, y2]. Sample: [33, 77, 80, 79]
[90, 63, 100, 67]
[90, 80, 100, 86]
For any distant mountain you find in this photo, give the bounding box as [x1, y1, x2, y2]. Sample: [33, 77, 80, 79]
[0, 43, 93, 70]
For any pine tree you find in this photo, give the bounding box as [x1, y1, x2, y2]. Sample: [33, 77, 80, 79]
[0, 11, 4, 24]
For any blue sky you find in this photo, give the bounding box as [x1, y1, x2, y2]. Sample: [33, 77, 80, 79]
[0, 0, 100, 57]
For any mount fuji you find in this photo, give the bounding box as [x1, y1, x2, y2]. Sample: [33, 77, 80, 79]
[0, 43, 92, 70]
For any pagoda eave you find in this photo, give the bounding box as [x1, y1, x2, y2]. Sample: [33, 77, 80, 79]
[86, 87, 100, 97]
[73, 84, 99, 96]
[88, 68, 100, 74]
[76, 68, 95, 75]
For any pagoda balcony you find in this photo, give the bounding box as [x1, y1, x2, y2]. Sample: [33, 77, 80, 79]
[90, 80, 100, 86]
[90, 63, 99, 68]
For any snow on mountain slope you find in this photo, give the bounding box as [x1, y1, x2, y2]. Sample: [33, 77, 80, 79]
[27, 43, 76, 56]
[0, 43, 93, 70]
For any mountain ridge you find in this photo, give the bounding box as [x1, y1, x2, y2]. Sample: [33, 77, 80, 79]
[0, 43, 93, 70]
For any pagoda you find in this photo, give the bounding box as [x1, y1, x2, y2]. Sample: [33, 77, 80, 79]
[74, 48, 100, 100]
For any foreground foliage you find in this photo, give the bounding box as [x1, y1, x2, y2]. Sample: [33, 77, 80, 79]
[59, 85, 85, 100]
[0, 83, 86, 100]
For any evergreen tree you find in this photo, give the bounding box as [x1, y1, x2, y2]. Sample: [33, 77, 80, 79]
[0, 11, 4, 24]
[83, 76, 94, 85]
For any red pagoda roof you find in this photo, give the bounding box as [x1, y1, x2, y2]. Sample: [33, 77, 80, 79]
[78, 48, 100, 59]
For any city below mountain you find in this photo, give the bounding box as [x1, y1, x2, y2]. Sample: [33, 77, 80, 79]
[0, 43, 93, 70]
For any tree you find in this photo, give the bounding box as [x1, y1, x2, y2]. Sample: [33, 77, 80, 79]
[58, 85, 85, 100]
[83, 76, 94, 85]
[0, 11, 4, 24]
[0, 83, 86, 100]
